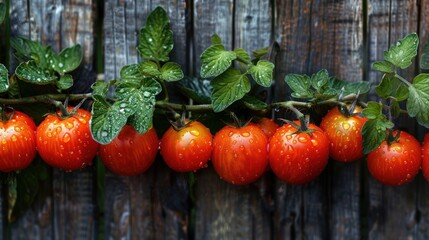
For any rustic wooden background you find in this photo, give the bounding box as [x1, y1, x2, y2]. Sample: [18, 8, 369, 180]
[0, 0, 429, 239]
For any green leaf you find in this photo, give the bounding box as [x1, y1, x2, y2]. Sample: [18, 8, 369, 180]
[139, 61, 160, 77]
[375, 74, 409, 101]
[10, 37, 47, 65]
[327, 77, 370, 96]
[90, 99, 135, 144]
[0, 64, 9, 93]
[373, 60, 395, 73]
[200, 44, 236, 78]
[362, 101, 383, 119]
[248, 60, 274, 87]
[285, 74, 312, 98]
[211, 68, 251, 112]
[176, 77, 212, 104]
[7, 75, 20, 98]
[56, 74, 73, 90]
[211, 34, 222, 45]
[407, 73, 429, 128]
[421, 33, 429, 71]
[234, 48, 251, 64]
[241, 95, 268, 110]
[0, 2, 5, 25]
[311, 69, 329, 91]
[15, 61, 57, 84]
[91, 80, 110, 101]
[50, 44, 82, 74]
[362, 117, 393, 154]
[160, 62, 183, 82]
[384, 33, 419, 69]
[253, 46, 269, 59]
[137, 7, 173, 62]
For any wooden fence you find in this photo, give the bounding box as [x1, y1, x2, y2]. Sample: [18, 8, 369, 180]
[0, 0, 429, 239]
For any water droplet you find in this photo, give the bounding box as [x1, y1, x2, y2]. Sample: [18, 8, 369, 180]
[65, 122, 74, 129]
[298, 136, 307, 143]
[342, 122, 351, 130]
[60, 145, 65, 150]
[233, 153, 238, 158]
[63, 133, 71, 143]
[101, 132, 108, 137]
[239, 145, 245, 151]
[232, 140, 237, 145]
[11, 135, 17, 142]
[407, 173, 411, 179]
[286, 135, 292, 140]
[2, 139, 7, 145]
[178, 153, 183, 159]
[241, 132, 250, 137]
[143, 91, 151, 97]
[311, 139, 318, 146]
[148, 38, 153, 42]
[190, 130, 200, 136]
[305, 157, 310, 162]
[228, 131, 234, 137]
[58, 63, 64, 68]
[14, 126, 21, 132]
[248, 139, 254, 144]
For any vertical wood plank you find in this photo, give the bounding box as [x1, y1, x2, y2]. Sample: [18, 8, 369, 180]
[194, 0, 273, 239]
[103, 1, 190, 239]
[366, 1, 420, 239]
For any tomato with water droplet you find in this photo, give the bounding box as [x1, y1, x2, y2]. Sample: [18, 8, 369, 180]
[36, 107, 99, 171]
[0, 111, 37, 172]
[160, 120, 212, 172]
[100, 125, 159, 176]
[367, 130, 421, 186]
[269, 121, 329, 184]
[211, 124, 268, 185]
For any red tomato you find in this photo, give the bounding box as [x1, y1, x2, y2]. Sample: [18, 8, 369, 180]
[160, 120, 212, 172]
[422, 133, 429, 182]
[320, 106, 367, 162]
[100, 125, 159, 176]
[0, 111, 37, 172]
[211, 124, 268, 185]
[36, 107, 99, 171]
[269, 121, 330, 184]
[256, 117, 279, 139]
[367, 131, 421, 186]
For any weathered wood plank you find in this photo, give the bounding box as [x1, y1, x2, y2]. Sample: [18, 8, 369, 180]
[366, 1, 420, 239]
[103, 1, 190, 239]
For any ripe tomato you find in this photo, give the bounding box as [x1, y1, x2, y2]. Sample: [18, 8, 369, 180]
[320, 106, 367, 162]
[422, 133, 429, 182]
[160, 120, 212, 172]
[367, 131, 421, 186]
[256, 117, 279, 139]
[100, 125, 159, 176]
[0, 111, 37, 172]
[211, 124, 268, 185]
[269, 121, 330, 184]
[36, 107, 99, 171]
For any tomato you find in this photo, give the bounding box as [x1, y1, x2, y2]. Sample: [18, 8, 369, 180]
[36, 107, 99, 171]
[367, 130, 421, 186]
[160, 120, 212, 172]
[422, 133, 429, 182]
[320, 106, 367, 162]
[100, 125, 159, 176]
[269, 121, 330, 184]
[211, 124, 268, 185]
[256, 117, 279, 139]
[0, 111, 37, 172]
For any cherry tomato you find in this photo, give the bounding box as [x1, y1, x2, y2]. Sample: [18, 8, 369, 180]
[36, 107, 99, 171]
[269, 121, 330, 184]
[211, 124, 268, 185]
[367, 130, 421, 186]
[100, 125, 159, 176]
[160, 120, 212, 172]
[320, 106, 367, 162]
[256, 117, 279, 139]
[0, 111, 37, 172]
[422, 133, 429, 182]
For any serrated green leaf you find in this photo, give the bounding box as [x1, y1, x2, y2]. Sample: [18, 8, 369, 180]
[241, 95, 268, 110]
[234, 48, 251, 64]
[0, 2, 5, 25]
[138, 7, 173, 62]
[285, 74, 312, 98]
[200, 44, 236, 78]
[176, 77, 212, 104]
[139, 61, 160, 77]
[375, 74, 409, 101]
[0, 64, 9, 93]
[90, 99, 135, 144]
[384, 33, 419, 69]
[327, 77, 370, 96]
[211, 34, 222, 45]
[249, 60, 274, 87]
[362, 117, 393, 154]
[120, 64, 146, 86]
[50, 44, 82, 74]
[311, 69, 329, 91]
[253, 46, 269, 59]
[407, 73, 429, 128]
[15, 61, 57, 84]
[373, 60, 395, 73]
[91, 80, 110, 101]
[160, 62, 183, 82]
[56, 74, 73, 90]
[10, 37, 49, 66]
[362, 101, 383, 119]
[7, 75, 20, 98]
[211, 68, 251, 112]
